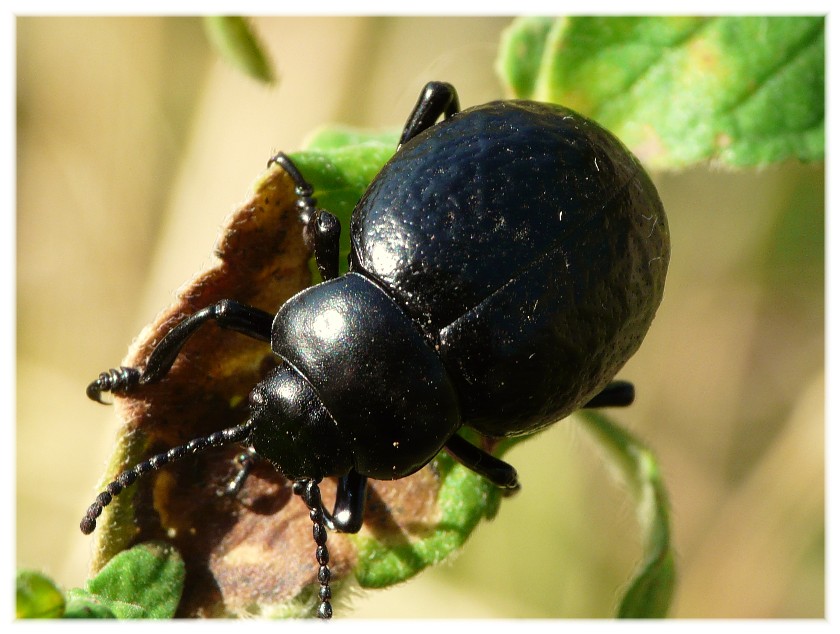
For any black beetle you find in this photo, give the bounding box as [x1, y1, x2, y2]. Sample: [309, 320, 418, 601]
[81, 81, 669, 618]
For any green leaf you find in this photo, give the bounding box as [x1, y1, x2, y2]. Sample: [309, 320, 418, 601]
[302, 126, 400, 153]
[495, 16, 555, 100]
[497, 16, 824, 168]
[63, 589, 118, 619]
[16, 570, 65, 618]
[353, 451, 502, 587]
[290, 133, 396, 224]
[204, 16, 275, 84]
[73, 542, 185, 618]
[577, 410, 676, 617]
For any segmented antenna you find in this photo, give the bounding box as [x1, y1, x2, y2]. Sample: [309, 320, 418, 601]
[80, 419, 256, 535]
[293, 479, 333, 619]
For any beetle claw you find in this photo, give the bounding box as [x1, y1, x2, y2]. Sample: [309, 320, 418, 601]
[86, 366, 141, 403]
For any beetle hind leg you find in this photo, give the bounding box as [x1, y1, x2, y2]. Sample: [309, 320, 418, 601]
[444, 433, 520, 493]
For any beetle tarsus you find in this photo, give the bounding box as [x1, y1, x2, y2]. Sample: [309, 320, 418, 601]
[268, 151, 318, 224]
[86, 366, 141, 403]
[87, 301, 273, 403]
[444, 433, 520, 490]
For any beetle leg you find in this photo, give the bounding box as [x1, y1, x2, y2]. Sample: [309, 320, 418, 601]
[322, 470, 368, 533]
[444, 433, 520, 492]
[582, 380, 635, 408]
[219, 447, 259, 497]
[86, 299, 273, 402]
[269, 151, 341, 281]
[307, 209, 341, 281]
[399, 81, 460, 146]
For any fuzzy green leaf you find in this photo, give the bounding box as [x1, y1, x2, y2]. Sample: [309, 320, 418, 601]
[498, 16, 824, 168]
[16, 570, 66, 618]
[73, 542, 185, 619]
[204, 16, 275, 84]
[63, 589, 118, 619]
[290, 133, 396, 224]
[352, 451, 502, 587]
[578, 411, 676, 617]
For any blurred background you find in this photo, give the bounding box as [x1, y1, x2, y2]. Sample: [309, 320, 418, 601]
[16, 17, 824, 618]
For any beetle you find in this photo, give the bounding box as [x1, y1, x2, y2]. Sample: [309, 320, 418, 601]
[80, 81, 669, 619]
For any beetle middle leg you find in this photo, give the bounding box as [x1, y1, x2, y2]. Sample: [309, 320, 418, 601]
[87, 299, 273, 402]
[269, 151, 341, 282]
[399, 81, 460, 146]
[444, 433, 520, 492]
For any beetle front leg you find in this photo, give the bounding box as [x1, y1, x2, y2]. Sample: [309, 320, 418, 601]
[219, 447, 259, 497]
[399, 81, 460, 146]
[323, 470, 368, 533]
[444, 433, 520, 492]
[87, 300, 273, 402]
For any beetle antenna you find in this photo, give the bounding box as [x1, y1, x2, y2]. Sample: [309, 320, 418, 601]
[293, 479, 333, 619]
[80, 419, 256, 535]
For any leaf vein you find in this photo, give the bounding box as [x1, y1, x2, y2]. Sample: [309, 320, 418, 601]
[591, 17, 717, 120]
[713, 18, 824, 120]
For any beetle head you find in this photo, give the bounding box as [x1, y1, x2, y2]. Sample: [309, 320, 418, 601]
[247, 361, 353, 481]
